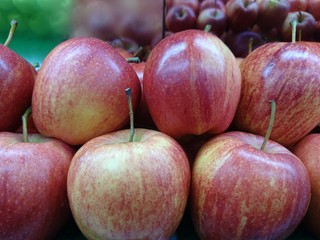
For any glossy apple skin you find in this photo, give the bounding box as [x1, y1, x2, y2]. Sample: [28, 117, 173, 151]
[32, 37, 141, 146]
[0, 132, 75, 240]
[143, 29, 241, 139]
[292, 133, 320, 239]
[233, 42, 320, 148]
[67, 128, 191, 240]
[0, 45, 36, 132]
[191, 131, 311, 240]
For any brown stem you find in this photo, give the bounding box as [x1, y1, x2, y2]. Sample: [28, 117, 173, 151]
[162, 0, 166, 39]
[4, 19, 18, 47]
[22, 107, 32, 143]
[260, 100, 276, 151]
[248, 37, 254, 55]
[125, 88, 135, 142]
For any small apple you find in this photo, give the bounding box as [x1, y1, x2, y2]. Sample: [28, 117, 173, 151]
[292, 133, 320, 239]
[166, 0, 199, 13]
[225, 0, 259, 32]
[199, 0, 226, 13]
[67, 88, 191, 239]
[143, 29, 241, 139]
[32, 37, 141, 146]
[165, 4, 197, 33]
[280, 11, 316, 41]
[225, 30, 265, 58]
[190, 130, 311, 239]
[256, 0, 291, 31]
[196, 7, 227, 36]
[0, 109, 76, 239]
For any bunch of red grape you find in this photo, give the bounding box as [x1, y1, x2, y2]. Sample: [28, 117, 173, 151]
[165, 0, 320, 57]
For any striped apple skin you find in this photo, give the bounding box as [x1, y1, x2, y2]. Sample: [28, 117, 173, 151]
[190, 131, 311, 240]
[143, 29, 241, 139]
[233, 42, 320, 148]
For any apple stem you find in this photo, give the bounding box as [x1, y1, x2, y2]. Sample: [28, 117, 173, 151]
[290, 20, 297, 43]
[260, 100, 276, 151]
[125, 88, 135, 142]
[4, 19, 18, 47]
[298, 29, 302, 41]
[204, 24, 212, 32]
[22, 107, 32, 143]
[162, 0, 166, 39]
[126, 57, 140, 63]
[248, 37, 254, 55]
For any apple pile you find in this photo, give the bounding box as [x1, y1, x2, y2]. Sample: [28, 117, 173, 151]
[73, 0, 320, 60]
[1, 6, 320, 240]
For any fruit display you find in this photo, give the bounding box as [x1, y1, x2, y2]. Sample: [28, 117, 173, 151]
[0, 0, 320, 239]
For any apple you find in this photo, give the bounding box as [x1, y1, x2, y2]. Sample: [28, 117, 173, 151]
[67, 126, 191, 239]
[0, 20, 36, 132]
[256, 0, 291, 31]
[199, 0, 226, 13]
[190, 130, 311, 240]
[166, 0, 199, 13]
[32, 37, 141, 146]
[225, 30, 265, 58]
[143, 29, 241, 139]
[280, 11, 316, 41]
[233, 39, 320, 148]
[0, 109, 76, 239]
[307, 0, 320, 21]
[165, 4, 197, 33]
[225, 0, 259, 33]
[289, 0, 308, 11]
[196, 7, 227, 36]
[292, 133, 320, 239]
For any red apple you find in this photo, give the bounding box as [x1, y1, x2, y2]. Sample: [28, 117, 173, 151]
[225, 30, 265, 58]
[191, 131, 311, 240]
[32, 37, 141, 146]
[233, 41, 320, 148]
[225, 0, 259, 32]
[166, 0, 200, 13]
[0, 21, 36, 132]
[292, 133, 320, 239]
[199, 0, 226, 13]
[0, 131, 75, 239]
[165, 4, 197, 33]
[256, 0, 291, 31]
[289, 0, 308, 11]
[143, 29, 241, 139]
[314, 20, 320, 41]
[280, 11, 316, 41]
[196, 7, 228, 36]
[67, 128, 191, 239]
[307, 0, 320, 21]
